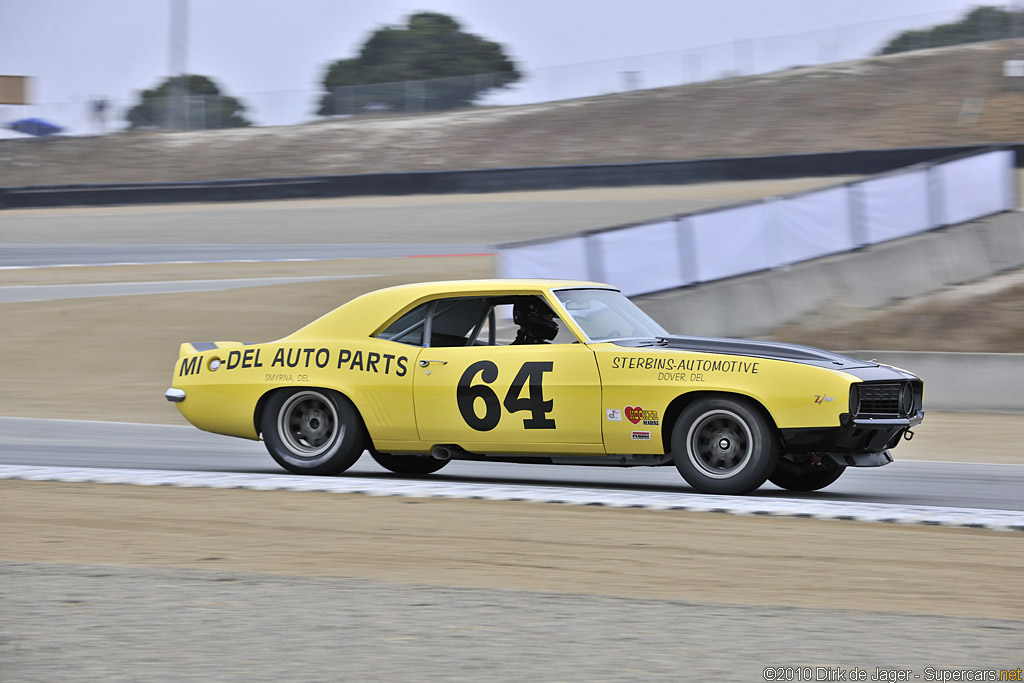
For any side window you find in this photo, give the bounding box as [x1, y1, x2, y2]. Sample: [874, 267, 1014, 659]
[429, 298, 490, 347]
[501, 296, 578, 345]
[489, 305, 520, 345]
[377, 295, 579, 347]
[376, 303, 428, 346]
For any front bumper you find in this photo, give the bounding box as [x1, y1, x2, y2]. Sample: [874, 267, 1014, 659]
[825, 450, 893, 468]
[780, 410, 924, 461]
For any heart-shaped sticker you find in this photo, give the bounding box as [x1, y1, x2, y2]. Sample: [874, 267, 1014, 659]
[624, 406, 643, 424]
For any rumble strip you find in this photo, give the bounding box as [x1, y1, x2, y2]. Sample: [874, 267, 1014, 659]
[1, 465, 1022, 533]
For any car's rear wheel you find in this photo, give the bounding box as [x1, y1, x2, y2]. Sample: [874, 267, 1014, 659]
[671, 397, 778, 495]
[262, 388, 364, 475]
[371, 452, 450, 475]
[769, 459, 846, 491]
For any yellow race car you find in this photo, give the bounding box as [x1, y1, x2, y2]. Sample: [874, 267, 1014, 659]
[166, 279, 924, 495]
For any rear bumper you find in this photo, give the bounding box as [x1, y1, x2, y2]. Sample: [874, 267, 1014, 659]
[165, 387, 186, 403]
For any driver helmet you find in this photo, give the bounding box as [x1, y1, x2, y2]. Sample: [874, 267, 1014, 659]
[513, 300, 558, 341]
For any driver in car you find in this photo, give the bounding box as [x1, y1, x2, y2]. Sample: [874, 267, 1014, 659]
[511, 300, 558, 345]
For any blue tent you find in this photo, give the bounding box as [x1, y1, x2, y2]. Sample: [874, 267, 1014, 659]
[8, 118, 63, 137]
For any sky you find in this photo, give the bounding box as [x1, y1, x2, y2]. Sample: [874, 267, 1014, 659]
[0, 0, 999, 133]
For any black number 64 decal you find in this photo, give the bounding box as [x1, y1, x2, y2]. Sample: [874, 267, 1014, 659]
[457, 361, 555, 431]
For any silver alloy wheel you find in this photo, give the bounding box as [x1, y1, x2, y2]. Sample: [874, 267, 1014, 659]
[277, 390, 342, 464]
[685, 409, 754, 479]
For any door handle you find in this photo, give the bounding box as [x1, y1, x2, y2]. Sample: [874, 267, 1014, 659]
[418, 359, 448, 367]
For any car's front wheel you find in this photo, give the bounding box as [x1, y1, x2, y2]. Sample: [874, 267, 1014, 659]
[261, 388, 364, 475]
[371, 452, 450, 475]
[769, 459, 846, 491]
[671, 397, 778, 495]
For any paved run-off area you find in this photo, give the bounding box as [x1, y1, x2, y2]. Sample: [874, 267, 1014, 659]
[1, 482, 1022, 681]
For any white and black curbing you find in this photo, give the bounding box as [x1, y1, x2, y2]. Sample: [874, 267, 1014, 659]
[2, 465, 1022, 532]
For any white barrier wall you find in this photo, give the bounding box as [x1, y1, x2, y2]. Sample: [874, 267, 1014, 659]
[855, 168, 932, 244]
[688, 203, 773, 281]
[498, 235, 590, 282]
[497, 149, 1017, 295]
[776, 186, 857, 262]
[590, 220, 688, 297]
[936, 151, 1017, 225]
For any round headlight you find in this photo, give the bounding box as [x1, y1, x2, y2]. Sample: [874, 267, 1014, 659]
[901, 383, 914, 415]
[209, 358, 222, 371]
[849, 384, 861, 416]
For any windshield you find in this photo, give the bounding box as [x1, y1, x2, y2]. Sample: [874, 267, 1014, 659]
[554, 288, 668, 342]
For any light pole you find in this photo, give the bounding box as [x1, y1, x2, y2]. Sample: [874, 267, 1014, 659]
[169, 0, 188, 129]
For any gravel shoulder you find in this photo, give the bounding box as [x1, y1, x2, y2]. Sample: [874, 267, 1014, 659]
[3, 481, 1021, 620]
[3, 560, 1020, 682]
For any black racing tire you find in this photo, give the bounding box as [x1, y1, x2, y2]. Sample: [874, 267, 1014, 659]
[671, 397, 778, 495]
[261, 388, 365, 475]
[769, 459, 846, 492]
[370, 452, 450, 475]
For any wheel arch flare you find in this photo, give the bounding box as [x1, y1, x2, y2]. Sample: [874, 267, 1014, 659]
[661, 390, 779, 455]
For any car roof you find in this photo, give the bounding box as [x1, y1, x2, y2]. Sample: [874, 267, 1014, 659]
[282, 278, 617, 341]
[371, 278, 614, 297]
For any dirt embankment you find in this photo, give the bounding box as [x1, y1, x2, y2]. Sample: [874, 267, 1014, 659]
[2, 40, 1022, 186]
[766, 267, 1024, 352]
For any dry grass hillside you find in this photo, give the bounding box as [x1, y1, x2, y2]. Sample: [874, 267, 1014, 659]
[2, 40, 1022, 186]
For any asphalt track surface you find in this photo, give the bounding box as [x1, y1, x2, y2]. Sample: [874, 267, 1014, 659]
[0, 274, 380, 303]
[3, 417, 1020, 512]
[0, 243, 490, 268]
[0, 193, 743, 267]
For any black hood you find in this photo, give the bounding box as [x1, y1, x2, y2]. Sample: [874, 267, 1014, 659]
[612, 337, 921, 382]
[614, 335, 878, 371]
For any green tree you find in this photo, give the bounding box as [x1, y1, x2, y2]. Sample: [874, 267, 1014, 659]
[877, 6, 1023, 55]
[318, 12, 521, 115]
[126, 75, 251, 130]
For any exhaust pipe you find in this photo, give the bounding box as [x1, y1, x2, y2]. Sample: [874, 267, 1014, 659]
[431, 445, 453, 461]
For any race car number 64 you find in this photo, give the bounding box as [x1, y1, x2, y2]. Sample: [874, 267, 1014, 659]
[457, 360, 555, 431]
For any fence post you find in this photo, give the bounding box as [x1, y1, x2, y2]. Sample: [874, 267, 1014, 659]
[406, 80, 424, 113]
[584, 233, 604, 283]
[764, 196, 787, 268]
[684, 53, 702, 84]
[847, 182, 869, 248]
[676, 216, 699, 284]
[926, 163, 946, 229]
[733, 39, 753, 76]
